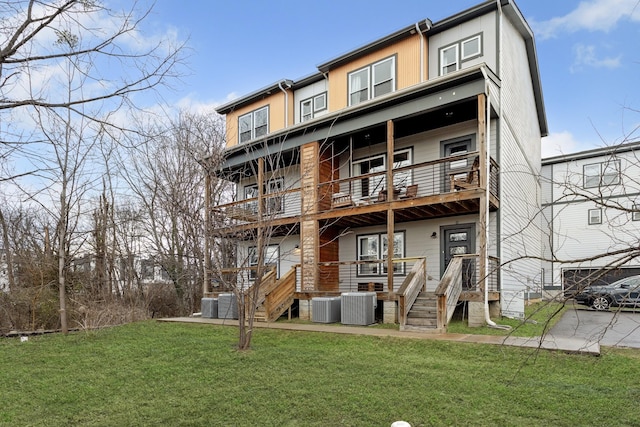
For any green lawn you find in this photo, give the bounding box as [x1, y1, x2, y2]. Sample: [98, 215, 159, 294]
[1, 321, 639, 426]
[447, 301, 568, 336]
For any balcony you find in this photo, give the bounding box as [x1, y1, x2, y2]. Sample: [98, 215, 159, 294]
[211, 151, 499, 233]
[316, 151, 499, 226]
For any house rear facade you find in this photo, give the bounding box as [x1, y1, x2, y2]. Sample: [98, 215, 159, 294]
[206, 0, 547, 327]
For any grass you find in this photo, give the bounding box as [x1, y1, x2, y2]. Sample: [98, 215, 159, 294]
[447, 301, 567, 337]
[1, 320, 639, 426]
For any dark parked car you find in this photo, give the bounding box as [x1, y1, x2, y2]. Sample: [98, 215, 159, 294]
[574, 275, 640, 310]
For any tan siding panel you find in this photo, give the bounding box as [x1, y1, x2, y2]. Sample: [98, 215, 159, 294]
[223, 91, 292, 148]
[327, 36, 424, 111]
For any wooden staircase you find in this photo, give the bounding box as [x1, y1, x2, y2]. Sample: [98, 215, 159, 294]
[398, 256, 465, 333]
[252, 267, 296, 322]
[405, 291, 438, 329]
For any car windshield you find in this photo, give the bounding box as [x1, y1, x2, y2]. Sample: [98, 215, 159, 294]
[610, 276, 640, 289]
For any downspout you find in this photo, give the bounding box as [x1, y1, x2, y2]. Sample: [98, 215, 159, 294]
[278, 80, 292, 127]
[415, 22, 424, 82]
[415, 19, 432, 83]
[480, 68, 496, 328]
[481, 0, 510, 330]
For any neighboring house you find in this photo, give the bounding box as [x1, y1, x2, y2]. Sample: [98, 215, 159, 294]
[541, 142, 640, 296]
[71, 254, 172, 290]
[207, 0, 547, 328]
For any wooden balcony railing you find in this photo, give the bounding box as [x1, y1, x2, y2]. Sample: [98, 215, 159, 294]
[257, 267, 297, 322]
[397, 257, 427, 328]
[435, 256, 465, 331]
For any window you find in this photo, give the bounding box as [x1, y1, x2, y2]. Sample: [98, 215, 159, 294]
[633, 203, 640, 221]
[392, 149, 413, 188]
[248, 245, 279, 279]
[352, 149, 414, 199]
[439, 34, 483, 76]
[265, 177, 284, 215]
[602, 160, 621, 186]
[348, 57, 395, 106]
[357, 232, 405, 276]
[301, 92, 327, 122]
[461, 35, 481, 60]
[238, 106, 269, 143]
[583, 160, 621, 188]
[244, 184, 259, 214]
[440, 44, 458, 75]
[588, 208, 602, 225]
[243, 179, 285, 216]
[353, 154, 386, 199]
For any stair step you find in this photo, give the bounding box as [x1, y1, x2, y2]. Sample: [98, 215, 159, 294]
[406, 318, 438, 327]
[412, 300, 437, 308]
[409, 305, 438, 315]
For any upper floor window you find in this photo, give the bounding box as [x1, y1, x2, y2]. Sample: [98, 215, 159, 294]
[348, 56, 396, 106]
[239, 106, 269, 143]
[248, 245, 279, 279]
[633, 203, 640, 221]
[439, 34, 483, 76]
[265, 177, 284, 215]
[583, 160, 620, 188]
[301, 93, 327, 122]
[243, 178, 285, 216]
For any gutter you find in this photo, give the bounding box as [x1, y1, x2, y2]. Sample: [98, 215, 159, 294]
[278, 80, 292, 127]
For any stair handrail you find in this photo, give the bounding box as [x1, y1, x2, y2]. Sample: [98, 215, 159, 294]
[434, 255, 469, 330]
[396, 257, 427, 327]
[243, 266, 277, 312]
[262, 266, 297, 322]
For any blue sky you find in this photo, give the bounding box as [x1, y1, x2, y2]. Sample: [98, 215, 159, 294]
[148, 0, 640, 157]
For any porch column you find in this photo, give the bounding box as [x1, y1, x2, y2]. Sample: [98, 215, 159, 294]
[477, 94, 487, 293]
[256, 157, 265, 276]
[203, 172, 211, 295]
[386, 120, 395, 293]
[300, 142, 319, 291]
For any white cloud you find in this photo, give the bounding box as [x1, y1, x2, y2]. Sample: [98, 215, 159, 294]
[532, 0, 640, 39]
[570, 44, 622, 73]
[174, 95, 223, 115]
[541, 131, 582, 158]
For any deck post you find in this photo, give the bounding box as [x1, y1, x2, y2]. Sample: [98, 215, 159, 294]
[203, 172, 211, 296]
[386, 120, 395, 293]
[477, 94, 487, 294]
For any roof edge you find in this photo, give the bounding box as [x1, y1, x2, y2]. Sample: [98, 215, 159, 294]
[216, 79, 294, 115]
[542, 141, 640, 165]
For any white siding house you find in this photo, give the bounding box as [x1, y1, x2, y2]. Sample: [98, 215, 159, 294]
[541, 142, 640, 295]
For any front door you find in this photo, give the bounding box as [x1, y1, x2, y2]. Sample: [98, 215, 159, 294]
[441, 224, 476, 290]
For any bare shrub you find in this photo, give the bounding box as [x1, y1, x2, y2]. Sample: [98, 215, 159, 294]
[146, 283, 181, 318]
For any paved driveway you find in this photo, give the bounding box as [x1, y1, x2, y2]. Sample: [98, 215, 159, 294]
[549, 305, 640, 348]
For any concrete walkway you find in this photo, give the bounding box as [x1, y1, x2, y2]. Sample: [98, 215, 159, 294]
[159, 316, 601, 355]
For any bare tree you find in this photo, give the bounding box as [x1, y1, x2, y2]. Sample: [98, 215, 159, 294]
[122, 111, 225, 314]
[207, 142, 303, 351]
[0, 0, 185, 332]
